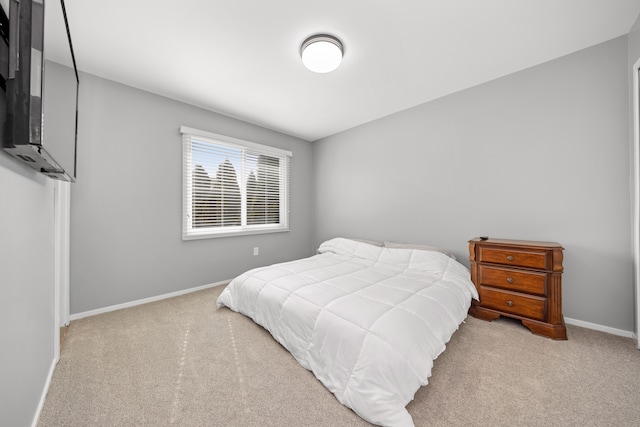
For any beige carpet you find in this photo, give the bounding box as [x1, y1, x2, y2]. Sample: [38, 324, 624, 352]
[39, 286, 640, 426]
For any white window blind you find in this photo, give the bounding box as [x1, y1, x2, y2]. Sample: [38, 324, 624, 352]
[181, 126, 291, 239]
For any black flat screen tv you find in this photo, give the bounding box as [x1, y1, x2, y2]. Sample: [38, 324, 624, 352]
[1, 0, 79, 181]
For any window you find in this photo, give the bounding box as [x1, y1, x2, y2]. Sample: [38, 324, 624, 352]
[181, 126, 291, 239]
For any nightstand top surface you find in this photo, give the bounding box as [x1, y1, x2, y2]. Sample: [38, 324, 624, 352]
[469, 237, 563, 249]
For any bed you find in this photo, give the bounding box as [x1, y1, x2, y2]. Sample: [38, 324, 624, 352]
[216, 237, 478, 427]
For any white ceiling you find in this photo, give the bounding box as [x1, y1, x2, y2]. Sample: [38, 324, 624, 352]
[49, 0, 640, 142]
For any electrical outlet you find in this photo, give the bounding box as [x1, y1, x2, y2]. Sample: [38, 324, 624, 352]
[253, 247, 259, 256]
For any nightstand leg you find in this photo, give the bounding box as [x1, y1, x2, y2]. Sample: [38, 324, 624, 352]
[469, 305, 501, 321]
[521, 319, 568, 340]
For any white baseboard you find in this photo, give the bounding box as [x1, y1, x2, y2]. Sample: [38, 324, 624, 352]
[66, 282, 639, 338]
[70, 280, 229, 321]
[564, 317, 635, 339]
[32, 356, 57, 427]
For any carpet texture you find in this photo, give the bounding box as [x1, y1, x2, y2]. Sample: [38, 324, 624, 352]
[38, 286, 640, 426]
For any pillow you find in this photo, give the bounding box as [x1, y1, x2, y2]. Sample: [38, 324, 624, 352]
[383, 241, 457, 259]
[349, 238, 384, 247]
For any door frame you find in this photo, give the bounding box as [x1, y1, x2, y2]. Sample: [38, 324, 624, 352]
[53, 180, 71, 361]
[632, 59, 640, 349]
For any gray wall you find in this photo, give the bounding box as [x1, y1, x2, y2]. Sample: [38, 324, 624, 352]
[313, 36, 634, 333]
[70, 72, 314, 314]
[0, 153, 55, 426]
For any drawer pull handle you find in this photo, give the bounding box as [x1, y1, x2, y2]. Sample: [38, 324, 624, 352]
[506, 300, 514, 307]
[507, 256, 514, 261]
[507, 277, 514, 284]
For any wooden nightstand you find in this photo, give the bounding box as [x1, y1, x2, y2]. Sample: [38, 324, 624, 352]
[468, 237, 567, 340]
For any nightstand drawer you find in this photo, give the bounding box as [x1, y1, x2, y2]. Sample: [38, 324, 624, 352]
[477, 265, 546, 296]
[477, 247, 548, 270]
[480, 287, 546, 321]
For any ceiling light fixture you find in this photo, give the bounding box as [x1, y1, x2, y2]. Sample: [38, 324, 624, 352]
[300, 34, 343, 73]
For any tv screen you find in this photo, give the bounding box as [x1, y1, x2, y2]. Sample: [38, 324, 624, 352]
[1, 0, 79, 181]
[0, 1, 8, 148]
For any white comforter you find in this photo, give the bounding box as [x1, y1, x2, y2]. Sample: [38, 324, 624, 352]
[216, 238, 478, 427]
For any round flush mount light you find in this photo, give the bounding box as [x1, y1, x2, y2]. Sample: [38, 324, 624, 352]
[300, 34, 344, 73]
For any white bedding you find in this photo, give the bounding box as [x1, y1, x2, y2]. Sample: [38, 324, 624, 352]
[216, 238, 478, 427]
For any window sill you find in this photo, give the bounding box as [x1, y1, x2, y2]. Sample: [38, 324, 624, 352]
[182, 226, 290, 240]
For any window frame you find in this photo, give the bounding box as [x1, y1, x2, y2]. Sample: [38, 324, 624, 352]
[181, 126, 292, 240]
